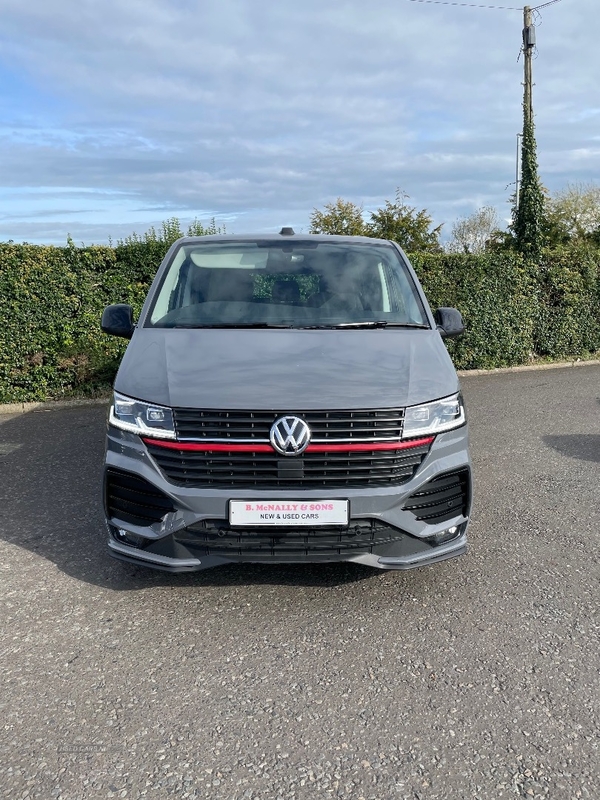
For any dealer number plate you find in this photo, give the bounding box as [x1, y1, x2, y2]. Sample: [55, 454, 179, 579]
[229, 500, 349, 526]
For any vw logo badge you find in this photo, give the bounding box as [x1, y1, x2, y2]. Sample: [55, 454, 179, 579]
[270, 416, 311, 456]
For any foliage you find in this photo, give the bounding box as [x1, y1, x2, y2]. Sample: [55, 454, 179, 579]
[411, 251, 539, 369]
[253, 273, 320, 302]
[187, 217, 225, 237]
[1, 232, 600, 401]
[309, 199, 366, 236]
[546, 183, 600, 245]
[366, 190, 443, 253]
[533, 244, 600, 358]
[0, 242, 128, 402]
[512, 118, 547, 259]
[118, 218, 181, 248]
[0, 218, 224, 402]
[413, 247, 600, 368]
[309, 190, 443, 252]
[118, 216, 225, 247]
[446, 207, 500, 254]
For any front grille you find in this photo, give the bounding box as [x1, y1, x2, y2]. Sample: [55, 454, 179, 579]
[173, 408, 405, 442]
[177, 518, 405, 557]
[104, 469, 175, 527]
[403, 469, 470, 524]
[144, 441, 431, 488]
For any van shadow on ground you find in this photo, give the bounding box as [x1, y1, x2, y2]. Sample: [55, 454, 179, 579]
[543, 434, 600, 464]
[0, 406, 379, 591]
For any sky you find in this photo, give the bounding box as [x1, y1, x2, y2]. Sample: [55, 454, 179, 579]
[0, 0, 598, 245]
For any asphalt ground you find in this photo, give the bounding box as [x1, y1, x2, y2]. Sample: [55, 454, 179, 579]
[0, 366, 599, 800]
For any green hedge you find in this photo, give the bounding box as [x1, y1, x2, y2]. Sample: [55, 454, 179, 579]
[533, 246, 600, 358]
[0, 241, 167, 402]
[410, 251, 540, 370]
[1, 242, 599, 403]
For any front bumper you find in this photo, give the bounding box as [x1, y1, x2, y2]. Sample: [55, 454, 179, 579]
[107, 528, 468, 572]
[104, 423, 472, 573]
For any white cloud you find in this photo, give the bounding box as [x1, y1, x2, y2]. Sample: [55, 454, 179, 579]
[0, 0, 598, 243]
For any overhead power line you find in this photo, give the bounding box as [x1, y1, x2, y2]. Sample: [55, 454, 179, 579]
[406, 0, 562, 11]
[406, 1, 522, 9]
[407, 0, 563, 219]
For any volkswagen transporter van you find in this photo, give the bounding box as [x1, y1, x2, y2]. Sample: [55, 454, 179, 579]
[101, 231, 471, 572]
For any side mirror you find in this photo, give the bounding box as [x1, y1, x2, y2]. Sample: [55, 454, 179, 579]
[101, 304, 135, 339]
[434, 307, 465, 339]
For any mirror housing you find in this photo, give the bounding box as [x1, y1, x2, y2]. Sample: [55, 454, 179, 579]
[434, 307, 465, 339]
[101, 304, 135, 339]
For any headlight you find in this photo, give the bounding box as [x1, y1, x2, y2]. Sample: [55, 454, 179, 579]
[402, 392, 465, 439]
[109, 392, 176, 440]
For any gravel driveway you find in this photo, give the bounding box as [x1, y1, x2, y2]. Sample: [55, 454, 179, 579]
[1, 365, 599, 799]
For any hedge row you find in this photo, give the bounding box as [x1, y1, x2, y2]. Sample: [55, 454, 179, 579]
[411, 247, 600, 369]
[1, 241, 599, 402]
[0, 241, 164, 402]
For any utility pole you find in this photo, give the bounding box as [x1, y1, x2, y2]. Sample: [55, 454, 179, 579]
[514, 4, 546, 259]
[405, 0, 561, 247]
[522, 6, 535, 124]
[515, 4, 535, 214]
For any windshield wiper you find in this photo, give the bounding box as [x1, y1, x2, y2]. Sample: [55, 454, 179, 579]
[298, 322, 430, 330]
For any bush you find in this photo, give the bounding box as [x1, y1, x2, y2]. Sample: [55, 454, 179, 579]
[411, 251, 539, 370]
[0, 240, 599, 402]
[532, 245, 600, 358]
[0, 241, 162, 402]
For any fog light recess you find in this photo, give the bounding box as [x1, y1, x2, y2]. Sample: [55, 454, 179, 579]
[110, 525, 148, 549]
[432, 525, 461, 546]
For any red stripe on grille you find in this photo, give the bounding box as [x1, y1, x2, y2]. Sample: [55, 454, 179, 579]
[141, 436, 435, 453]
[305, 437, 434, 452]
[142, 440, 273, 452]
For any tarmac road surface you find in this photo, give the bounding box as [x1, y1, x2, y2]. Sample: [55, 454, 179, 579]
[0, 365, 599, 799]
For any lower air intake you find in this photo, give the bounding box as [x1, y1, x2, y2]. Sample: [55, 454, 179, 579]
[403, 469, 470, 525]
[104, 469, 175, 527]
[177, 519, 405, 558]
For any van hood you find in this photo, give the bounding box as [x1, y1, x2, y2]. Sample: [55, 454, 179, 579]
[114, 328, 459, 410]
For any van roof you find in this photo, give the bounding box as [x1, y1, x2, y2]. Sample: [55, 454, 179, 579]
[173, 233, 394, 246]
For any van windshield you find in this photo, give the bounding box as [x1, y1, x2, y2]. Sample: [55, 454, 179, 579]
[146, 240, 430, 329]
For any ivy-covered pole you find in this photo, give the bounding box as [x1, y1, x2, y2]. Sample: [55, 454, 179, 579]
[513, 117, 546, 259]
[512, 6, 546, 260]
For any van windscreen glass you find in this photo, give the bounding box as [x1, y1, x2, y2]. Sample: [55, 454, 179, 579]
[147, 241, 429, 329]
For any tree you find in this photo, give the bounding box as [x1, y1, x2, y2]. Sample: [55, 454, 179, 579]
[309, 191, 442, 251]
[589, 226, 600, 247]
[309, 198, 366, 235]
[187, 217, 226, 237]
[366, 189, 443, 252]
[546, 182, 600, 245]
[118, 216, 225, 247]
[512, 118, 546, 259]
[446, 207, 500, 254]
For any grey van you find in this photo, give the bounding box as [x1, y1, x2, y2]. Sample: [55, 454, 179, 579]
[101, 231, 471, 573]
